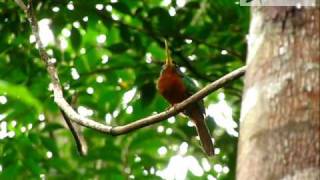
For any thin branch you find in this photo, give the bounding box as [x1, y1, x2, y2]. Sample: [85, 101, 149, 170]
[109, 65, 246, 135]
[17, 0, 246, 136]
[178, 34, 244, 59]
[60, 95, 88, 156]
[15, 0, 28, 12]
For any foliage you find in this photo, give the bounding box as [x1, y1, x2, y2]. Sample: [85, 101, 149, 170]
[0, 0, 249, 179]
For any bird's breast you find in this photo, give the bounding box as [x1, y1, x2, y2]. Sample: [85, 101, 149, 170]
[157, 73, 188, 104]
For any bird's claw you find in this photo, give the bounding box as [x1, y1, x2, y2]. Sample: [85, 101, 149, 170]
[171, 104, 178, 111]
[165, 104, 178, 112]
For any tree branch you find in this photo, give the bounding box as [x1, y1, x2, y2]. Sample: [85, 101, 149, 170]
[109, 65, 246, 135]
[17, 0, 246, 136]
[60, 95, 88, 156]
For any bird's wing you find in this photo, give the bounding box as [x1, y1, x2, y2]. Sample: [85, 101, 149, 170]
[176, 67, 206, 115]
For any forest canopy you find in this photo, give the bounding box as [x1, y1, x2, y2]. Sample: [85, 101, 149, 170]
[0, 0, 249, 179]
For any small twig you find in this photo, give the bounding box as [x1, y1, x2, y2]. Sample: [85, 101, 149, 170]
[15, 0, 28, 12]
[179, 35, 244, 59]
[17, 0, 246, 136]
[60, 95, 88, 156]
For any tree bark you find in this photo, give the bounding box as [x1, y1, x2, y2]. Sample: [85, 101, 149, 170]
[237, 6, 320, 180]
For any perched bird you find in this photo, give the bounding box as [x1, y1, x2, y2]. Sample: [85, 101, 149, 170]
[157, 40, 214, 156]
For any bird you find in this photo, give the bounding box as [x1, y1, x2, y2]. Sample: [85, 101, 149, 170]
[157, 40, 214, 156]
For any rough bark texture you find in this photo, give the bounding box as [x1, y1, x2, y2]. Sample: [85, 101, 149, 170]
[237, 6, 320, 180]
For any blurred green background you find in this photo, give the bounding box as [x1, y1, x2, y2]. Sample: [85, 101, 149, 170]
[0, 0, 249, 179]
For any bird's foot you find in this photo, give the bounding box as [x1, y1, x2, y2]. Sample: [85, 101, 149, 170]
[165, 104, 178, 112]
[171, 103, 179, 111]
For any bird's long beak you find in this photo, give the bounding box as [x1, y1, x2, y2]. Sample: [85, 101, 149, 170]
[165, 40, 173, 66]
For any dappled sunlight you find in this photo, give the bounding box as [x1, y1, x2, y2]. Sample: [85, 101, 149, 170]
[105, 113, 112, 124]
[72, 21, 80, 28]
[188, 54, 197, 61]
[96, 75, 105, 83]
[111, 14, 120, 21]
[52, 6, 60, 12]
[157, 142, 205, 180]
[201, 158, 211, 171]
[145, 52, 152, 63]
[46, 151, 53, 159]
[221, 50, 228, 55]
[179, 67, 187, 73]
[207, 92, 238, 137]
[0, 95, 7, 104]
[134, 155, 141, 163]
[177, 0, 187, 7]
[112, 109, 120, 117]
[96, 34, 107, 44]
[168, 117, 176, 124]
[165, 127, 173, 135]
[187, 121, 194, 127]
[62, 28, 71, 37]
[126, 105, 133, 114]
[71, 67, 80, 80]
[185, 39, 192, 44]
[0, 116, 37, 139]
[82, 16, 88, 22]
[0, 121, 8, 139]
[86, 87, 94, 95]
[37, 19, 54, 47]
[101, 54, 109, 64]
[67, 1, 74, 11]
[122, 88, 137, 107]
[162, 0, 172, 6]
[158, 146, 168, 156]
[95, 4, 104, 11]
[106, 5, 112, 12]
[157, 125, 165, 133]
[0, 114, 7, 121]
[77, 106, 94, 117]
[80, 47, 86, 54]
[20, 126, 26, 133]
[156, 142, 231, 179]
[168, 7, 176, 16]
[59, 36, 68, 50]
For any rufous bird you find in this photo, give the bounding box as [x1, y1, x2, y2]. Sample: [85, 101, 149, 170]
[157, 40, 214, 156]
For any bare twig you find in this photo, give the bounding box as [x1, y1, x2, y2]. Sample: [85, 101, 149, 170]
[17, 0, 246, 136]
[15, 0, 28, 12]
[60, 95, 88, 156]
[60, 110, 88, 155]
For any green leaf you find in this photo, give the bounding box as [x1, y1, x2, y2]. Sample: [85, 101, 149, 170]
[0, 164, 21, 179]
[139, 82, 156, 105]
[112, 2, 131, 15]
[108, 43, 129, 53]
[43, 123, 65, 132]
[70, 27, 81, 51]
[0, 80, 42, 113]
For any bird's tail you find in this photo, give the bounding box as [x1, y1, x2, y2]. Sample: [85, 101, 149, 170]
[189, 110, 214, 156]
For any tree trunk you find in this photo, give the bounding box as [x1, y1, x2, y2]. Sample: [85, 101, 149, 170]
[237, 6, 320, 180]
